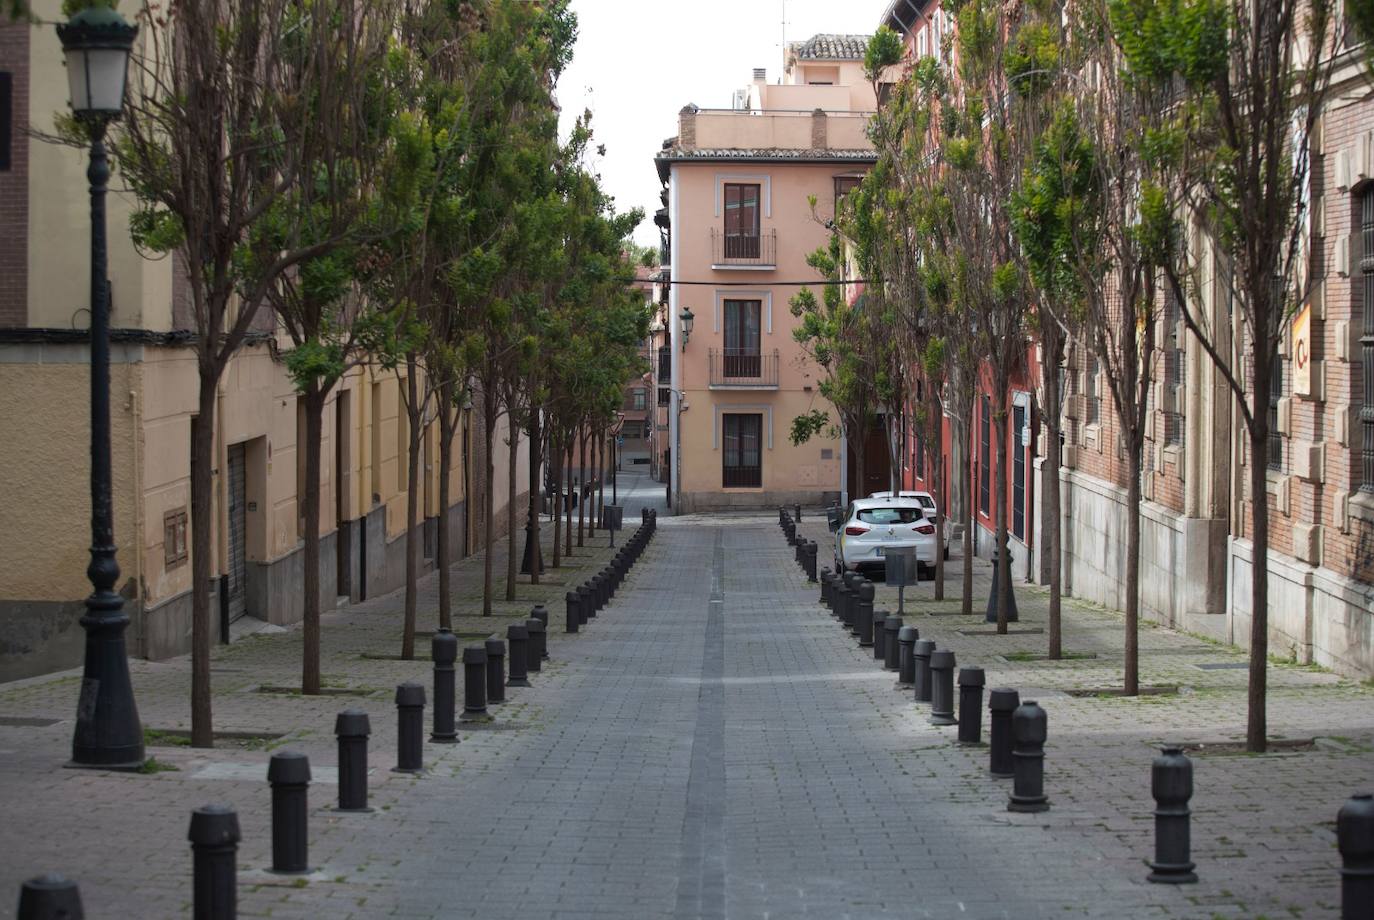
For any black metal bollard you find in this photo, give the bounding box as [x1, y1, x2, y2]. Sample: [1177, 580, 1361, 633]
[267, 751, 310, 874]
[531, 605, 551, 660]
[507, 623, 531, 687]
[393, 682, 425, 773]
[189, 805, 240, 920]
[565, 591, 580, 633]
[1148, 746, 1198, 884]
[1007, 700, 1050, 813]
[1338, 793, 1374, 918]
[820, 568, 832, 607]
[883, 615, 903, 671]
[460, 644, 488, 721]
[576, 584, 592, 626]
[485, 638, 506, 704]
[957, 667, 986, 744]
[897, 626, 918, 688]
[834, 580, 851, 629]
[928, 650, 957, 725]
[526, 618, 545, 673]
[17, 874, 84, 920]
[872, 608, 888, 661]
[913, 639, 935, 703]
[430, 628, 458, 743]
[856, 582, 876, 648]
[794, 503, 802, 522]
[805, 543, 818, 582]
[334, 709, 370, 812]
[988, 688, 1020, 777]
[589, 575, 604, 614]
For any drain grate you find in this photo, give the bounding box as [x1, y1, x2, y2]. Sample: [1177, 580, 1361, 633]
[957, 627, 1045, 636]
[0, 716, 62, 728]
[1194, 662, 1249, 671]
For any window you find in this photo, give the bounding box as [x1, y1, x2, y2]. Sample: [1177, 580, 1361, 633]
[1013, 403, 1026, 540]
[1164, 285, 1186, 446]
[658, 386, 670, 407]
[723, 183, 761, 259]
[723, 413, 763, 487]
[1268, 356, 1285, 471]
[858, 507, 922, 525]
[163, 508, 188, 567]
[0, 72, 11, 172]
[1085, 354, 1101, 426]
[632, 388, 647, 411]
[1361, 187, 1374, 491]
[722, 299, 762, 377]
[979, 395, 991, 516]
[834, 176, 862, 213]
[621, 421, 641, 440]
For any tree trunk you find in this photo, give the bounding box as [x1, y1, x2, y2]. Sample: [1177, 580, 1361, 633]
[1247, 410, 1270, 753]
[401, 360, 421, 659]
[526, 408, 543, 583]
[552, 432, 562, 568]
[190, 375, 217, 748]
[930, 390, 945, 600]
[1124, 446, 1142, 695]
[577, 427, 586, 547]
[301, 383, 326, 695]
[588, 428, 598, 537]
[482, 398, 497, 617]
[993, 389, 1011, 634]
[959, 417, 975, 618]
[437, 384, 455, 630]
[505, 416, 520, 601]
[596, 430, 606, 531]
[565, 436, 574, 557]
[1041, 332, 1064, 660]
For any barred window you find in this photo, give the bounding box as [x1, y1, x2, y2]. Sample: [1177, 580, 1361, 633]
[979, 395, 991, 516]
[1268, 356, 1285, 472]
[1086, 353, 1101, 426]
[1164, 286, 1186, 446]
[1361, 187, 1374, 491]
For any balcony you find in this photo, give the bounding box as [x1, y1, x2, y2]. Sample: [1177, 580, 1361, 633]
[711, 228, 777, 270]
[657, 346, 671, 384]
[709, 348, 779, 389]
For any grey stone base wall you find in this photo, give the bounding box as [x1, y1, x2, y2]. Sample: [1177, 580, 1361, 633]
[679, 489, 840, 514]
[1228, 538, 1374, 678]
[0, 598, 89, 683]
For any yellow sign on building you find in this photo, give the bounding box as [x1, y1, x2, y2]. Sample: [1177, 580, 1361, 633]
[1292, 301, 1311, 396]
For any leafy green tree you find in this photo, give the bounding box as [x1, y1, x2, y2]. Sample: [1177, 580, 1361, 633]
[116, 0, 395, 745]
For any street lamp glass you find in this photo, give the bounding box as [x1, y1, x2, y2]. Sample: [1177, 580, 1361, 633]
[680, 307, 695, 337]
[57, 8, 138, 119]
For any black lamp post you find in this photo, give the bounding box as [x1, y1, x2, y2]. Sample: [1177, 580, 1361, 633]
[679, 306, 694, 350]
[58, 6, 145, 770]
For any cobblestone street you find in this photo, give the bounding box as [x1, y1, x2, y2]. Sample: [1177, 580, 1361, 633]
[1, 472, 1370, 918]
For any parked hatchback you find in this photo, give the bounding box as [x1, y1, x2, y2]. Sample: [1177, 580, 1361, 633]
[869, 490, 950, 558]
[832, 496, 937, 576]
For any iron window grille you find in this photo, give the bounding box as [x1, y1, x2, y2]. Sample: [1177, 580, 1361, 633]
[722, 413, 763, 488]
[979, 395, 991, 516]
[1362, 187, 1374, 491]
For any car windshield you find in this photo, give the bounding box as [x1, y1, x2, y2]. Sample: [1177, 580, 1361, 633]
[857, 507, 922, 525]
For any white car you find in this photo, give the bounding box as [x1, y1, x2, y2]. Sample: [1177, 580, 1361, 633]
[833, 496, 937, 576]
[870, 490, 950, 558]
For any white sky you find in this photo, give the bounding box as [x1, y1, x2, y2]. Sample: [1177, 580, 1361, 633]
[556, 0, 892, 248]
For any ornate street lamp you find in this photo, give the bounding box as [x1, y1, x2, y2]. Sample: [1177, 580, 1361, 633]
[58, 5, 145, 769]
[679, 306, 694, 350]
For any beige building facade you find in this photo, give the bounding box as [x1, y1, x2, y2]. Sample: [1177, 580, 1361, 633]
[655, 35, 878, 513]
[0, 8, 528, 683]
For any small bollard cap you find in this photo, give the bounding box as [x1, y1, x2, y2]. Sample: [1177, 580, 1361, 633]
[507, 623, 528, 641]
[526, 617, 545, 634]
[913, 638, 935, 656]
[1151, 746, 1193, 803]
[188, 804, 241, 846]
[531, 604, 548, 620]
[484, 637, 506, 657]
[394, 681, 425, 708]
[267, 750, 311, 785]
[431, 628, 459, 663]
[989, 687, 1020, 712]
[334, 708, 371, 737]
[930, 649, 956, 669]
[577, 584, 591, 596]
[462, 644, 488, 665]
[566, 591, 579, 603]
[1012, 700, 1048, 744]
[958, 667, 986, 687]
[858, 582, 875, 601]
[885, 615, 903, 632]
[898, 625, 918, 643]
[18, 873, 84, 920]
[1337, 792, 1374, 863]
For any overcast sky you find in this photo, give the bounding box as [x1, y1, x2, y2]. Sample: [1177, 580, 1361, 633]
[556, 0, 891, 248]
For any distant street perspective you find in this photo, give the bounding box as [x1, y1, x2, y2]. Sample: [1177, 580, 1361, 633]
[2, 0, 1373, 918]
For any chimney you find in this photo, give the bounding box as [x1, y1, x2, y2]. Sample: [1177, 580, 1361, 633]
[811, 107, 827, 150]
[679, 103, 699, 149]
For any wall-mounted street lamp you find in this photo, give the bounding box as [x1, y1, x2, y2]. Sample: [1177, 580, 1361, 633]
[679, 306, 695, 350]
[58, 4, 145, 769]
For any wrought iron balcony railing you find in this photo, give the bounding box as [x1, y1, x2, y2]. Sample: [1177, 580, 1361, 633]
[708, 348, 779, 388]
[710, 228, 777, 268]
